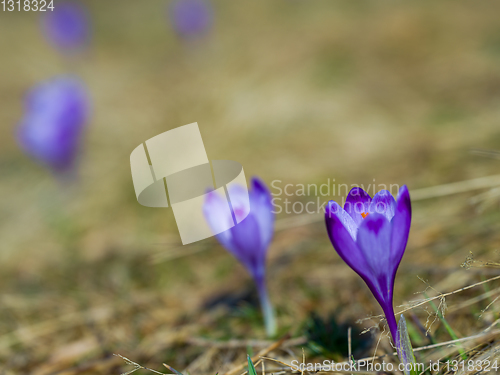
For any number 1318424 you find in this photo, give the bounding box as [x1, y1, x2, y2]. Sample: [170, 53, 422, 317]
[1, 0, 54, 11]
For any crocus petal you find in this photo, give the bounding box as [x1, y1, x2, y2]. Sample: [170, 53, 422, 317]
[203, 189, 236, 253]
[325, 201, 370, 279]
[325, 201, 358, 240]
[249, 177, 275, 251]
[230, 214, 264, 278]
[356, 213, 393, 301]
[390, 185, 412, 267]
[356, 213, 392, 276]
[227, 184, 250, 223]
[369, 190, 396, 221]
[344, 187, 372, 226]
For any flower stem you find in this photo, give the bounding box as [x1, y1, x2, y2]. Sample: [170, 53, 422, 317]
[382, 302, 399, 347]
[255, 275, 277, 337]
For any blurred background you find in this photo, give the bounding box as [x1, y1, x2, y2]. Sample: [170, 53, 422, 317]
[2, 0, 500, 374]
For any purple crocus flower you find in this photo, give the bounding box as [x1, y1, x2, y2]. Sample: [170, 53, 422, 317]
[168, 0, 213, 39]
[204, 177, 276, 336]
[16, 76, 90, 176]
[325, 186, 411, 346]
[42, 1, 90, 53]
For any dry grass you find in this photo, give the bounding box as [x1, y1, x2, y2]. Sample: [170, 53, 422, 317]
[2, 0, 500, 374]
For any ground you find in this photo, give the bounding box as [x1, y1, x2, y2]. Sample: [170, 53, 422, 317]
[1, 1, 500, 374]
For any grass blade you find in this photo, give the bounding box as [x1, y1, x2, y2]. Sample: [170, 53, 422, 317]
[247, 355, 258, 375]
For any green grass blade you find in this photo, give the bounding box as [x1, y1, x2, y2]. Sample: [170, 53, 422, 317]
[397, 315, 419, 375]
[424, 293, 467, 360]
[247, 355, 258, 375]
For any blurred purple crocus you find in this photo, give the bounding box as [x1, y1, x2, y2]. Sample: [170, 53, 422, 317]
[42, 1, 90, 53]
[16, 75, 90, 176]
[204, 177, 277, 337]
[325, 186, 411, 346]
[169, 0, 213, 39]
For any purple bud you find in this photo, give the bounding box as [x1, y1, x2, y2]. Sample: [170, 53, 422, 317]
[325, 186, 412, 345]
[16, 76, 90, 175]
[169, 0, 213, 39]
[42, 1, 90, 53]
[204, 177, 277, 336]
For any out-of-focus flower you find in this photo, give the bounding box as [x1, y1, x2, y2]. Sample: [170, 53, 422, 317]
[325, 186, 411, 345]
[42, 1, 89, 53]
[16, 76, 90, 175]
[169, 0, 213, 39]
[204, 177, 276, 336]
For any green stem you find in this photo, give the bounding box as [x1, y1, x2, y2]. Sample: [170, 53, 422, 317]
[255, 275, 276, 337]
